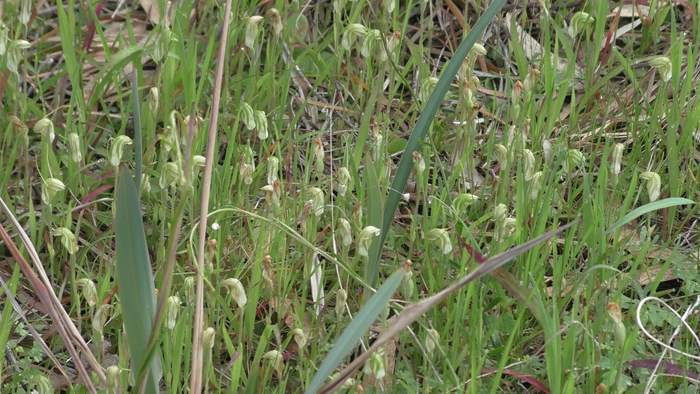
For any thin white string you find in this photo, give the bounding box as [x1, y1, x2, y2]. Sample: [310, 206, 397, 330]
[636, 295, 700, 393]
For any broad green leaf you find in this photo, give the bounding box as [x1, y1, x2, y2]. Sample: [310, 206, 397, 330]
[607, 197, 695, 234]
[305, 269, 406, 394]
[115, 168, 161, 394]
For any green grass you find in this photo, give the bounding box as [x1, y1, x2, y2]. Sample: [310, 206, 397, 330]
[1, 0, 699, 393]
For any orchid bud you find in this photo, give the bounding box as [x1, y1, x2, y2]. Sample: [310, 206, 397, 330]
[542, 139, 553, 163]
[222, 278, 247, 309]
[42, 177, 65, 205]
[363, 348, 386, 380]
[336, 288, 347, 317]
[419, 76, 439, 104]
[0, 23, 7, 56]
[337, 167, 352, 196]
[400, 265, 415, 300]
[267, 156, 279, 184]
[453, 194, 478, 216]
[77, 278, 98, 307]
[494, 144, 508, 164]
[413, 151, 426, 177]
[240, 102, 256, 130]
[342, 23, 367, 51]
[263, 350, 284, 377]
[160, 161, 184, 188]
[308, 187, 324, 217]
[141, 176, 152, 194]
[184, 276, 195, 301]
[166, 295, 181, 330]
[569, 11, 594, 37]
[7, 40, 31, 75]
[384, 0, 396, 13]
[147, 87, 159, 114]
[427, 228, 452, 255]
[239, 147, 256, 185]
[529, 171, 543, 200]
[361, 28, 380, 58]
[522, 149, 536, 179]
[425, 328, 440, 356]
[471, 43, 487, 57]
[566, 149, 586, 171]
[640, 171, 661, 201]
[192, 155, 206, 169]
[523, 68, 540, 94]
[30, 373, 52, 394]
[494, 203, 508, 224]
[110, 135, 133, 167]
[501, 217, 517, 239]
[151, 24, 173, 63]
[245, 16, 264, 49]
[313, 138, 325, 175]
[353, 204, 363, 228]
[291, 328, 308, 350]
[649, 56, 672, 82]
[607, 302, 626, 346]
[92, 304, 111, 337]
[202, 327, 216, 349]
[52, 227, 78, 255]
[611, 143, 624, 176]
[34, 118, 55, 143]
[337, 218, 352, 247]
[255, 110, 268, 140]
[19, 0, 32, 26]
[67, 132, 82, 163]
[358, 226, 381, 257]
[266, 8, 283, 37]
[261, 181, 281, 207]
[379, 31, 401, 61]
[106, 366, 121, 394]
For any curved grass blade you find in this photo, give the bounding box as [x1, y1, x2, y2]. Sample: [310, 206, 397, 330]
[606, 197, 695, 234]
[374, 0, 507, 265]
[321, 223, 574, 393]
[115, 168, 161, 394]
[305, 269, 407, 394]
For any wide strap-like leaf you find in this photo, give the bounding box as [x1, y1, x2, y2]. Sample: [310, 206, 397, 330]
[115, 168, 161, 393]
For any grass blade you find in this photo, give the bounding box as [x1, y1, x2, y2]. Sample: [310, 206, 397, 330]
[115, 168, 161, 393]
[375, 0, 507, 264]
[130, 71, 143, 192]
[365, 165, 383, 286]
[607, 197, 695, 234]
[305, 269, 407, 394]
[321, 223, 574, 393]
